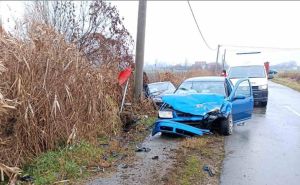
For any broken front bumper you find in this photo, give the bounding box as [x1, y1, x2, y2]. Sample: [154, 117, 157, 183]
[152, 119, 211, 137]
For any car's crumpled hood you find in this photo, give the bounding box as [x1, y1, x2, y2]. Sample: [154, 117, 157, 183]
[162, 93, 229, 116]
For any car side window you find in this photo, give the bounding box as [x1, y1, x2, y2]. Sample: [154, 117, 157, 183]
[235, 80, 251, 97]
[225, 79, 233, 96]
[169, 83, 176, 92]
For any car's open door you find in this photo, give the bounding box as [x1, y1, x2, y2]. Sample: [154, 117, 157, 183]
[229, 79, 254, 123]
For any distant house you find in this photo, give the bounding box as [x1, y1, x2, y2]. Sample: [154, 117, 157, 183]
[205, 62, 223, 71]
[192, 61, 207, 69]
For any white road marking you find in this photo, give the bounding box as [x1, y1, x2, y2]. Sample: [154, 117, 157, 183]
[284, 106, 300, 117]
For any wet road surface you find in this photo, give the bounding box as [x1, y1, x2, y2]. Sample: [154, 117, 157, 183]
[221, 81, 300, 185]
[88, 134, 180, 185]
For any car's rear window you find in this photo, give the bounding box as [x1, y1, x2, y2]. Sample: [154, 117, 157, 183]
[228, 66, 266, 78]
[175, 81, 226, 96]
[148, 82, 175, 94]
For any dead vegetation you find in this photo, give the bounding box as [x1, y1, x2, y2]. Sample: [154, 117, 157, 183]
[278, 71, 300, 83]
[0, 23, 125, 167]
[165, 136, 225, 185]
[272, 71, 300, 92]
[0, 1, 150, 171]
[24, 1, 134, 67]
[0, 163, 22, 185]
[148, 70, 215, 86]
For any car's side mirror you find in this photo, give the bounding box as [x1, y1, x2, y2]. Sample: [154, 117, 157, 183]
[234, 95, 246, 100]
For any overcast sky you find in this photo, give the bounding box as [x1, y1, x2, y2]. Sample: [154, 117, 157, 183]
[1, 1, 300, 66]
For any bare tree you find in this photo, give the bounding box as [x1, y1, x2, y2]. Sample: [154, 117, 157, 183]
[25, 1, 134, 67]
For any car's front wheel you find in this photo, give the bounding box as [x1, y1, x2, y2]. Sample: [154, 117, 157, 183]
[220, 114, 233, 136]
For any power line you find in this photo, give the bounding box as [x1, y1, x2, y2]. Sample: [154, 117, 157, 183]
[187, 1, 216, 51]
[222, 44, 300, 51]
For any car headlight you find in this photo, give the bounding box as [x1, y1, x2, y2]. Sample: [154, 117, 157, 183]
[158, 110, 173, 118]
[209, 108, 220, 113]
[152, 97, 162, 102]
[258, 85, 268, 90]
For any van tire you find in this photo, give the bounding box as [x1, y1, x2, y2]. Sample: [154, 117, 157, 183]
[220, 114, 233, 136]
[261, 101, 267, 107]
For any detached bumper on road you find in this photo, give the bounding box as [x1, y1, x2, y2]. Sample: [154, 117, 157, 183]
[152, 119, 211, 137]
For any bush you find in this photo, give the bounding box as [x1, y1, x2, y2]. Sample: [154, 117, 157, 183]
[0, 24, 123, 166]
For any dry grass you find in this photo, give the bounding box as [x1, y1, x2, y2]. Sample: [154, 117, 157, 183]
[273, 71, 300, 92]
[0, 23, 135, 167]
[165, 136, 225, 185]
[148, 70, 215, 86]
[272, 77, 300, 92]
[278, 71, 300, 83]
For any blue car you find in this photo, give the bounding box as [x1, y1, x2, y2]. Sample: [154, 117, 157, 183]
[152, 76, 254, 137]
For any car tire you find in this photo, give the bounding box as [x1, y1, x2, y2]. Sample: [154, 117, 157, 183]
[220, 114, 233, 136]
[260, 101, 267, 107]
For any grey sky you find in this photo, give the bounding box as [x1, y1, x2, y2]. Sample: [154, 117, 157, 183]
[2, 1, 300, 66]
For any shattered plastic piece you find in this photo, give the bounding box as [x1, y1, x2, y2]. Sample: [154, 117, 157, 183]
[237, 122, 246, 126]
[20, 175, 34, 182]
[99, 143, 109, 148]
[135, 147, 151, 152]
[120, 164, 128, 169]
[152, 156, 159, 160]
[111, 151, 119, 158]
[203, 165, 215, 177]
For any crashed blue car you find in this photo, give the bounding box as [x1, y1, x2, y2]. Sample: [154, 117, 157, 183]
[152, 76, 254, 137]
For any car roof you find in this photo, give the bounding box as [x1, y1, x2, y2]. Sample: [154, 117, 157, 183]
[184, 76, 225, 82]
[148, 81, 172, 85]
[229, 64, 264, 67]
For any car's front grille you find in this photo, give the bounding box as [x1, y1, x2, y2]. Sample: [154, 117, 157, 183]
[252, 86, 259, 90]
[175, 128, 195, 137]
[160, 126, 173, 132]
[175, 111, 193, 117]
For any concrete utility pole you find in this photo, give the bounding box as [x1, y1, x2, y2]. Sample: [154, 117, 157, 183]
[222, 49, 227, 70]
[0, 14, 2, 30]
[215, 44, 221, 74]
[134, 0, 147, 101]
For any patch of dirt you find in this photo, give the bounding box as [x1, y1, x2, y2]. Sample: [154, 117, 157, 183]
[164, 135, 225, 185]
[87, 134, 182, 185]
[85, 133, 225, 185]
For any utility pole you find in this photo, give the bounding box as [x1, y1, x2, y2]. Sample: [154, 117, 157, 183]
[215, 44, 220, 74]
[134, 0, 147, 101]
[0, 14, 2, 34]
[222, 49, 226, 70]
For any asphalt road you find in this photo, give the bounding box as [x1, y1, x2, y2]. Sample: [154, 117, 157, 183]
[221, 81, 300, 185]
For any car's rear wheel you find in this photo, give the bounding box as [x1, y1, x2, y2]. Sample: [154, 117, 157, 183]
[220, 114, 233, 136]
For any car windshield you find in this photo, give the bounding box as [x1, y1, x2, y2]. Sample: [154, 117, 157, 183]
[175, 81, 226, 96]
[148, 82, 175, 94]
[228, 66, 266, 78]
